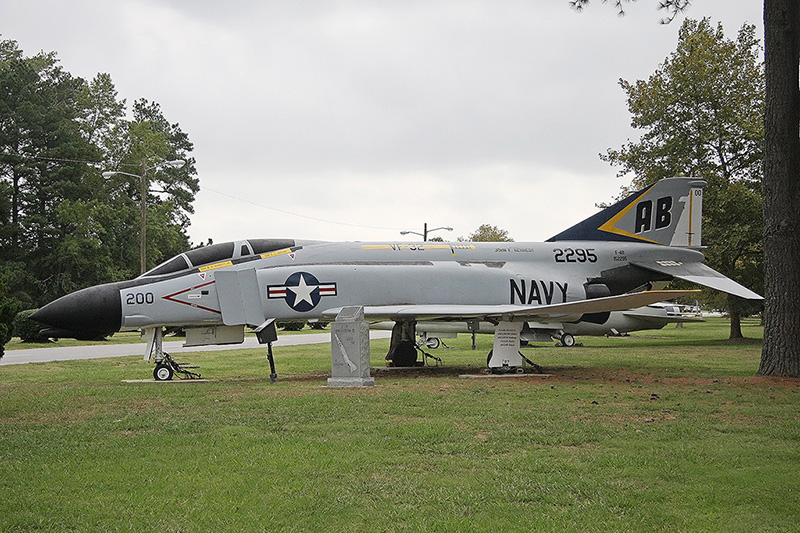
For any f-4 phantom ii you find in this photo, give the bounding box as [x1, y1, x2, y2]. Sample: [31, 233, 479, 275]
[32, 177, 761, 380]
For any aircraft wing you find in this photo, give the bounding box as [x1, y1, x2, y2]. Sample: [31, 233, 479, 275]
[322, 289, 699, 322]
[631, 260, 763, 300]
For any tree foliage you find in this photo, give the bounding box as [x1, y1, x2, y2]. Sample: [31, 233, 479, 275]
[571, 0, 800, 378]
[464, 224, 514, 242]
[602, 18, 764, 338]
[0, 270, 20, 358]
[0, 39, 198, 322]
[570, 0, 691, 24]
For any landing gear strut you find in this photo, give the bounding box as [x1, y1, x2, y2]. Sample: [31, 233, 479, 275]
[386, 321, 420, 366]
[266, 342, 278, 384]
[255, 319, 280, 384]
[144, 327, 201, 381]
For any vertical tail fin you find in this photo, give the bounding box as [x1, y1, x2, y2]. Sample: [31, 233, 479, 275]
[547, 177, 706, 247]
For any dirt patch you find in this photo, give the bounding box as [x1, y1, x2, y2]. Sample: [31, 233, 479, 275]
[352, 363, 800, 395]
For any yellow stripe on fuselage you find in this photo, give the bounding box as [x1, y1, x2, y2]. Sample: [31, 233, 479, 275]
[260, 248, 294, 259]
[199, 260, 233, 272]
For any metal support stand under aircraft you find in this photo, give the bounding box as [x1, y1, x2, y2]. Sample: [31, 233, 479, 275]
[254, 319, 280, 384]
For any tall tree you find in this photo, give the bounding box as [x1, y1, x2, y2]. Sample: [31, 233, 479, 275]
[0, 40, 199, 314]
[602, 18, 765, 339]
[759, 0, 800, 376]
[572, 2, 800, 375]
[103, 98, 199, 273]
[0, 41, 98, 301]
[77, 73, 126, 157]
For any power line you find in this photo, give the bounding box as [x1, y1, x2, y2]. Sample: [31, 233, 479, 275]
[201, 184, 408, 232]
[17, 154, 409, 233]
[22, 155, 103, 165]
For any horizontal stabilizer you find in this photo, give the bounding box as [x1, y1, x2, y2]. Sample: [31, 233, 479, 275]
[322, 290, 700, 322]
[632, 260, 763, 300]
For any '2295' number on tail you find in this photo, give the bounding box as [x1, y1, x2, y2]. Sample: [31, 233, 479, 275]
[553, 248, 597, 263]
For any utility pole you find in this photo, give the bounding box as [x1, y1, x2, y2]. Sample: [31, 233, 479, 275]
[102, 159, 186, 275]
[139, 160, 148, 274]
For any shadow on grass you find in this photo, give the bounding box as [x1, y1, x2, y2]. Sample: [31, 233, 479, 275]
[572, 336, 763, 349]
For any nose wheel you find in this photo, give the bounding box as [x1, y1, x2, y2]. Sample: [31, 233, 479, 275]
[154, 363, 174, 381]
[152, 353, 201, 381]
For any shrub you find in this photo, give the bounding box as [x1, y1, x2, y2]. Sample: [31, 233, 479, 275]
[277, 321, 305, 331]
[0, 296, 20, 358]
[13, 309, 50, 343]
[0, 322, 8, 359]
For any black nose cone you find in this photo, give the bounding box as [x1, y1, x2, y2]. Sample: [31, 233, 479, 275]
[31, 282, 122, 340]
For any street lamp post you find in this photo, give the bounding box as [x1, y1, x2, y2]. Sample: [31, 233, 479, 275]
[400, 223, 453, 241]
[103, 159, 185, 274]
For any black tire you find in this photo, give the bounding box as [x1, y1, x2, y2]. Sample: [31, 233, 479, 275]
[153, 363, 174, 381]
[561, 334, 576, 347]
[425, 337, 441, 349]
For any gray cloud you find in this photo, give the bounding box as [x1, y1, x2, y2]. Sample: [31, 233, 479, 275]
[1, 0, 762, 242]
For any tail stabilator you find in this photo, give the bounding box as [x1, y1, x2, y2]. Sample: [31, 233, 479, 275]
[547, 177, 762, 300]
[547, 177, 706, 247]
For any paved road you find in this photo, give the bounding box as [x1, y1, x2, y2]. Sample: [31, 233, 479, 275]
[1, 331, 392, 366]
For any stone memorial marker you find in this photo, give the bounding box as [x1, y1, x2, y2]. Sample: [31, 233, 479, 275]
[327, 306, 374, 387]
[487, 322, 523, 369]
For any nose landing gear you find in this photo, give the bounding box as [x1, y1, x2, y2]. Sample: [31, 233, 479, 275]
[144, 328, 202, 381]
[152, 353, 201, 381]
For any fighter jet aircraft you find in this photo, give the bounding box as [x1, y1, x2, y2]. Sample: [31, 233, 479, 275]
[31, 177, 761, 379]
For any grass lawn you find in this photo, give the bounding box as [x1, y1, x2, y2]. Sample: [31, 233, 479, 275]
[1, 318, 798, 531]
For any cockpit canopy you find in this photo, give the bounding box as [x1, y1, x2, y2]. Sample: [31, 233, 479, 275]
[141, 239, 296, 278]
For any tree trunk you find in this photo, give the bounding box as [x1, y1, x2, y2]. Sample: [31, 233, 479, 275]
[759, 0, 800, 376]
[729, 309, 743, 340]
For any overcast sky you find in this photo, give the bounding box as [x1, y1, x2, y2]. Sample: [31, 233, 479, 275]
[2, 1, 762, 244]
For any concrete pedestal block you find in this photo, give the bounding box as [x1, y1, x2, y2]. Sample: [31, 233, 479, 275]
[327, 306, 374, 387]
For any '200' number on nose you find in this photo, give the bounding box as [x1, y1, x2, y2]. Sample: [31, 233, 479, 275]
[126, 292, 155, 305]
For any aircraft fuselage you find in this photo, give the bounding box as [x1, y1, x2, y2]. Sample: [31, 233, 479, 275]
[116, 240, 698, 331]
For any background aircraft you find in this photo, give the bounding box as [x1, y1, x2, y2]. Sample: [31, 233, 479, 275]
[398, 302, 704, 350]
[32, 177, 761, 379]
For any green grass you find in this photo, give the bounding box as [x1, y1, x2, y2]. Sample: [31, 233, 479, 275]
[2, 318, 798, 531]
